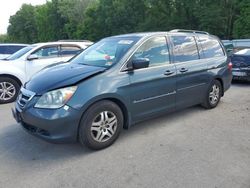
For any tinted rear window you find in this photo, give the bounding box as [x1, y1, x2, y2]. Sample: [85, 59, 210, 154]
[198, 36, 225, 58]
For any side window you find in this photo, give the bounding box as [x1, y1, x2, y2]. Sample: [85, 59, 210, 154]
[198, 36, 225, 58]
[170, 35, 199, 62]
[32, 46, 59, 59]
[132, 36, 170, 67]
[60, 45, 82, 56]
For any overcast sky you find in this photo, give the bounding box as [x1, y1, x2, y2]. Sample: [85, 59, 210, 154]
[0, 0, 47, 34]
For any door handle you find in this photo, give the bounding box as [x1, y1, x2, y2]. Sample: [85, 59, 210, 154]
[164, 70, 175, 76]
[179, 67, 188, 73]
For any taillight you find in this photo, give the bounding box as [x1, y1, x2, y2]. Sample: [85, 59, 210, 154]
[228, 62, 233, 71]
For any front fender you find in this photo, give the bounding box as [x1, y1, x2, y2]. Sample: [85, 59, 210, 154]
[0, 65, 26, 84]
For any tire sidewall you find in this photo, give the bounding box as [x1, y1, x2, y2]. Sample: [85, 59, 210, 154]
[0, 77, 20, 104]
[79, 100, 123, 150]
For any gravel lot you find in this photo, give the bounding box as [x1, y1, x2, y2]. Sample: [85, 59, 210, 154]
[0, 83, 249, 188]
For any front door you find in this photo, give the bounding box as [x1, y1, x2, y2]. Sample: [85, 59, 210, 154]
[128, 36, 177, 122]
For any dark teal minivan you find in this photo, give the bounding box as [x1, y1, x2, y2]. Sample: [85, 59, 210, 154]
[13, 30, 232, 150]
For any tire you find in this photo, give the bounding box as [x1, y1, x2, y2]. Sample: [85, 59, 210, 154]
[79, 100, 124, 150]
[0, 77, 20, 104]
[202, 80, 222, 109]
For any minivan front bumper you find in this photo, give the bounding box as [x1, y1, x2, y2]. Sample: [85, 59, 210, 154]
[12, 101, 82, 143]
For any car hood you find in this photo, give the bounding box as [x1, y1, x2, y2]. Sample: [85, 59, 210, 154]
[25, 62, 106, 95]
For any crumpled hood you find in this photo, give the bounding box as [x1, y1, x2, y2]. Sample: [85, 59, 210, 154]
[25, 62, 106, 95]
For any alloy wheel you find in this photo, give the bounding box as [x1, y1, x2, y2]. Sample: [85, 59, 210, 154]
[209, 84, 220, 105]
[0, 82, 16, 101]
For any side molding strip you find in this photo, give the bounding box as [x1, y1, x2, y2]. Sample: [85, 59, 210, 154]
[133, 91, 176, 104]
[177, 83, 206, 91]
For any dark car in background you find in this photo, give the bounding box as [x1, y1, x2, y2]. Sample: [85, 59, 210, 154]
[231, 49, 250, 82]
[13, 30, 232, 150]
[0, 43, 28, 59]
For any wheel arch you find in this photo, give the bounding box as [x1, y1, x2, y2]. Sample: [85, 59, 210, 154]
[105, 97, 130, 129]
[214, 77, 224, 96]
[77, 96, 131, 138]
[0, 74, 22, 87]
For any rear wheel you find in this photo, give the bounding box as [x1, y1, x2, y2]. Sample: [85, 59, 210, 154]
[202, 80, 222, 109]
[0, 77, 20, 104]
[78, 100, 123, 150]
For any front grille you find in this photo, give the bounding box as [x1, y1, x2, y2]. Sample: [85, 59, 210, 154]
[17, 88, 36, 108]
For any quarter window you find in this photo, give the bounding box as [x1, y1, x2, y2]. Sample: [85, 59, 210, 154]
[132, 36, 170, 67]
[170, 35, 199, 62]
[32, 46, 59, 58]
[198, 36, 225, 58]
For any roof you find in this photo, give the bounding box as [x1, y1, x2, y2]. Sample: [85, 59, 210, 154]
[106, 29, 211, 39]
[108, 32, 168, 39]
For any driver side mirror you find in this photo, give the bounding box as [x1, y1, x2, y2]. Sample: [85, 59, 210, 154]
[131, 58, 150, 70]
[27, 54, 38, 61]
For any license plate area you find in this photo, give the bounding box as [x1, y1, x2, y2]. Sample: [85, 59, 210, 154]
[232, 71, 246, 76]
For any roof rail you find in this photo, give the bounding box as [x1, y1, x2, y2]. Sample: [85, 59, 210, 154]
[170, 29, 209, 35]
[58, 40, 92, 43]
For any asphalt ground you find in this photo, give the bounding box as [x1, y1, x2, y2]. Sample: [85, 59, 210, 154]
[0, 82, 249, 188]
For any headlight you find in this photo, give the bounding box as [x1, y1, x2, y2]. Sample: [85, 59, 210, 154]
[34, 86, 77, 109]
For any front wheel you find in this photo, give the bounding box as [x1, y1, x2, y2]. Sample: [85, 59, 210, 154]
[0, 77, 20, 104]
[78, 100, 123, 150]
[202, 80, 222, 109]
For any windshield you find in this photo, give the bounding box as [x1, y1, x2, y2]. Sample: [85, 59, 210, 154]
[5, 46, 34, 60]
[71, 37, 140, 68]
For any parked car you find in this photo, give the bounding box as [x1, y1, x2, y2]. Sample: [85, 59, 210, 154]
[0, 43, 28, 59]
[12, 30, 232, 150]
[231, 49, 250, 82]
[0, 41, 93, 104]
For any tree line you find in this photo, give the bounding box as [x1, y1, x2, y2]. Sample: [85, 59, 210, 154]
[1, 0, 250, 43]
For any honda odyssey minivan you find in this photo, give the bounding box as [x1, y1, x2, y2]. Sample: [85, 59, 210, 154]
[13, 30, 232, 150]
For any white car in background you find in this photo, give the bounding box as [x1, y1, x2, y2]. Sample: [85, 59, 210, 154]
[0, 40, 93, 104]
[0, 43, 28, 59]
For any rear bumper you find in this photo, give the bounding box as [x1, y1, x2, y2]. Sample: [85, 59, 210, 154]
[222, 69, 233, 93]
[12, 102, 82, 143]
[232, 69, 250, 81]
